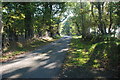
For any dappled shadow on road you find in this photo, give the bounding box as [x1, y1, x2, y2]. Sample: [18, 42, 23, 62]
[3, 67, 31, 78]
[2, 37, 71, 78]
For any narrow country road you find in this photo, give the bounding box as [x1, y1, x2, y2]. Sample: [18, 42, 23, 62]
[1, 36, 71, 78]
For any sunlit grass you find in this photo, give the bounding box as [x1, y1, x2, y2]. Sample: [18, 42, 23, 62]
[64, 36, 120, 71]
[65, 37, 92, 67]
[72, 36, 82, 39]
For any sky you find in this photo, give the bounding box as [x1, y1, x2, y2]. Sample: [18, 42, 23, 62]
[62, 11, 74, 24]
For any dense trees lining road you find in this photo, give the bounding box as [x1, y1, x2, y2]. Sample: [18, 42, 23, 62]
[0, 2, 120, 78]
[2, 2, 67, 49]
[1, 2, 120, 50]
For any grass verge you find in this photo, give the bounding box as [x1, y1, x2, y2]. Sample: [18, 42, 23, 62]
[0, 37, 56, 62]
[60, 36, 120, 78]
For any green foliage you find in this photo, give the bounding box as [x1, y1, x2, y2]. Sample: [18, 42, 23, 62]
[65, 37, 92, 67]
[65, 36, 120, 75]
[88, 40, 120, 70]
[2, 2, 67, 49]
[62, 2, 120, 38]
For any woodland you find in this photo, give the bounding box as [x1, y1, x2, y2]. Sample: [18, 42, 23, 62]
[0, 2, 120, 78]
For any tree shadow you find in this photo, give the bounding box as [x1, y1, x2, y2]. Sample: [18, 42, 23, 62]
[2, 37, 71, 79]
[60, 66, 114, 79]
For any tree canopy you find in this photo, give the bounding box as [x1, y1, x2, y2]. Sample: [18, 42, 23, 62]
[1, 2, 120, 48]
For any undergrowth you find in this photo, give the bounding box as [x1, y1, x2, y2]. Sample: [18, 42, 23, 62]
[63, 36, 120, 78]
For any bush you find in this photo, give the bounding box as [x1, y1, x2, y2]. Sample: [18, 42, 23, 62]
[88, 41, 120, 71]
[90, 34, 119, 44]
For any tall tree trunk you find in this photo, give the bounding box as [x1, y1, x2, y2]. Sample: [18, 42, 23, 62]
[98, 2, 103, 34]
[48, 3, 53, 37]
[13, 29, 18, 41]
[97, 2, 106, 34]
[75, 22, 81, 35]
[108, 4, 112, 34]
[56, 24, 60, 36]
[80, 2, 86, 38]
[91, 3, 94, 17]
[24, 3, 33, 39]
[0, 20, 2, 54]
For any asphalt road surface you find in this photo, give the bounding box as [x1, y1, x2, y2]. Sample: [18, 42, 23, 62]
[1, 36, 71, 78]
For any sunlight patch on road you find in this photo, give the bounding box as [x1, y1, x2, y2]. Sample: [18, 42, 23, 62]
[9, 73, 22, 78]
[28, 61, 47, 72]
[44, 62, 57, 69]
[34, 53, 49, 60]
[58, 48, 68, 53]
[2, 58, 35, 74]
[28, 54, 50, 72]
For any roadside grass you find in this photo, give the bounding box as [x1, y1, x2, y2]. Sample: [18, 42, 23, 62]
[0, 38, 56, 62]
[61, 36, 120, 78]
[63, 37, 92, 67]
